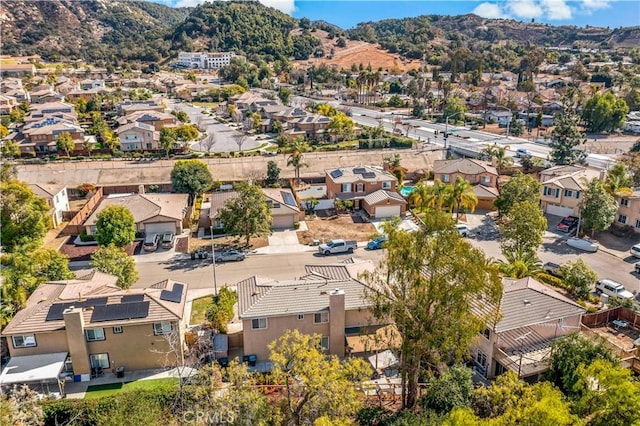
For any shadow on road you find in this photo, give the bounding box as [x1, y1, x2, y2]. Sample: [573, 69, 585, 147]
[160, 257, 219, 272]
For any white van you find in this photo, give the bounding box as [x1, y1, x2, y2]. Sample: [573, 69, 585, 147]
[630, 243, 640, 258]
[596, 279, 634, 300]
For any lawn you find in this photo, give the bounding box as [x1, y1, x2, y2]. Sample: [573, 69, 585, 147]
[190, 296, 214, 325]
[84, 378, 178, 399]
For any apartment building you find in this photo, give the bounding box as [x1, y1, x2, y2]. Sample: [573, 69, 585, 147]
[178, 52, 241, 70]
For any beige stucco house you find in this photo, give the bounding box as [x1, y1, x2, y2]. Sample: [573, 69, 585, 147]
[84, 193, 189, 236]
[539, 165, 601, 217]
[614, 189, 640, 231]
[116, 122, 160, 152]
[433, 158, 500, 210]
[472, 277, 585, 380]
[0, 271, 188, 390]
[28, 183, 69, 228]
[236, 258, 393, 361]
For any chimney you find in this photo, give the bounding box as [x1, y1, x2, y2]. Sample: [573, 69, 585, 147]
[138, 184, 145, 195]
[329, 289, 346, 358]
[382, 161, 390, 172]
[63, 307, 91, 376]
[599, 169, 606, 181]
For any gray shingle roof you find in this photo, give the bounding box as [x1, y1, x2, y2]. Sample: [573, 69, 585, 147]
[363, 189, 407, 206]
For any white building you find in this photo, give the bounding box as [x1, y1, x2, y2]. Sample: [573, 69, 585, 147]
[177, 52, 241, 70]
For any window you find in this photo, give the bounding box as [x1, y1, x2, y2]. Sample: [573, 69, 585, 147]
[575, 191, 581, 199]
[12, 334, 36, 348]
[618, 214, 627, 224]
[85, 328, 105, 342]
[341, 183, 352, 193]
[314, 312, 329, 324]
[272, 203, 281, 208]
[356, 183, 365, 193]
[297, 314, 304, 320]
[564, 189, 573, 198]
[442, 175, 450, 183]
[89, 353, 110, 369]
[555, 188, 560, 198]
[90, 225, 98, 234]
[476, 351, 487, 367]
[320, 336, 329, 351]
[481, 176, 491, 184]
[635, 219, 640, 229]
[620, 198, 629, 207]
[153, 322, 173, 335]
[251, 318, 267, 330]
[382, 181, 392, 189]
[113, 326, 123, 334]
[481, 328, 491, 340]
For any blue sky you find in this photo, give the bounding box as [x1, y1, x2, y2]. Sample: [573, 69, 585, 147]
[155, 1, 639, 29]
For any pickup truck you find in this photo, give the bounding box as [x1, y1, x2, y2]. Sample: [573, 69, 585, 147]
[318, 239, 357, 255]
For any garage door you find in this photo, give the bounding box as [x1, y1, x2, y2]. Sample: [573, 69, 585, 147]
[545, 204, 574, 217]
[144, 222, 177, 236]
[272, 214, 295, 229]
[374, 205, 401, 218]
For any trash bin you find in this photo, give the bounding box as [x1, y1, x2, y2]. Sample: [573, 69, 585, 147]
[115, 366, 125, 378]
[248, 354, 257, 367]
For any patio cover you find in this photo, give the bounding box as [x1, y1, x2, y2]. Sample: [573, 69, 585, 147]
[0, 352, 68, 386]
[368, 350, 399, 372]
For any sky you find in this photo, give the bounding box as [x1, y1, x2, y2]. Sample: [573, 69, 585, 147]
[156, 0, 639, 29]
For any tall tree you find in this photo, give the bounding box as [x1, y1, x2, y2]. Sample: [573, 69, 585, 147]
[91, 244, 139, 289]
[286, 137, 308, 183]
[217, 182, 271, 246]
[55, 131, 75, 157]
[170, 159, 213, 203]
[265, 160, 280, 187]
[494, 171, 541, 216]
[0, 180, 50, 252]
[580, 178, 617, 236]
[582, 92, 629, 133]
[1, 140, 21, 159]
[499, 200, 547, 261]
[268, 330, 371, 425]
[361, 214, 502, 409]
[481, 143, 513, 172]
[549, 111, 587, 165]
[559, 258, 598, 299]
[446, 177, 478, 222]
[160, 127, 177, 157]
[95, 205, 136, 248]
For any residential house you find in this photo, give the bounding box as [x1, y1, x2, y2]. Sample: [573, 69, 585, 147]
[236, 258, 391, 361]
[209, 188, 301, 229]
[433, 159, 500, 210]
[117, 110, 178, 131]
[55, 80, 79, 96]
[116, 100, 165, 116]
[66, 87, 110, 103]
[116, 122, 160, 151]
[0, 63, 36, 77]
[0, 94, 17, 114]
[29, 87, 64, 104]
[539, 165, 601, 217]
[613, 189, 640, 231]
[283, 114, 331, 141]
[2, 87, 30, 104]
[84, 193, 189, 236]
[28, 184, 69, 228]
[19, 118, 85, 155]
[325, 166, 405, 217]
[26, 101, 78, 124]
[79, 79, 106, 90]
[0, 271, 188, 390]
[472, 277, 585, 379]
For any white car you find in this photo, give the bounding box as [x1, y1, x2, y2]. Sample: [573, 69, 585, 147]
[455, 224, 469, 237]
[630, 243, 640, 258]
[566, 237, 599, 253]
[596, 279, 634, 300]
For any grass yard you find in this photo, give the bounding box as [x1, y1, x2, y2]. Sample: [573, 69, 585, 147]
[190, 296, 214, 325]
[84, 378, 178, 399]
[298, 214, 377, 245]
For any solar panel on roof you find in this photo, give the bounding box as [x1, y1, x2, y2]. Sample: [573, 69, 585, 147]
[45, 298, 109, 321]
[159, 283, 184, 303]
[91, 301, 150, 322]
[362, 172, 376, 179]
[353, 167, 366, 174]
[329, 169, 343, 179]
[281, 191, 297, 207]
[121, 294, 144, 303]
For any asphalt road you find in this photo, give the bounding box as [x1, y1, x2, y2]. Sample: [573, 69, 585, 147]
[129, 249, 386, 289]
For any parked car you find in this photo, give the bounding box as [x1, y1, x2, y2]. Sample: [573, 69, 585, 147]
[630, 243, 640, 258]
[596, 279, 634, 299]
[634, 263, 640, 275]
[455, 224, 469, 237]
[543, 262, 562, 277]
[566, 237, 599, 253]
[366, 236, 387, 250]
[556, 216, 579, 233]
[215, 250, 246, 262]
[515, 148, 532, 158]
[319, 239, 357, 255]
[142, 233, 160, 252]
[161, 232, 175, 249]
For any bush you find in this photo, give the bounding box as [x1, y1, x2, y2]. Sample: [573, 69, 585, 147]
[205, 287, 238, 332]
[293, 221, 300, 229]
[389, 137, 413, 149]
[79, 230, 96, 242]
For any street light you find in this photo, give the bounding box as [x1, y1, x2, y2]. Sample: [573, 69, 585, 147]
[210, 225, 218, 296]
[444, 111, 466, 149]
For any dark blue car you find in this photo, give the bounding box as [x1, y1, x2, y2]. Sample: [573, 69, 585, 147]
[366, 236, 387, 250]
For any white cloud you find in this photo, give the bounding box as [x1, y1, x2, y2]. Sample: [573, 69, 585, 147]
[473, 2, 507, 19]
[540, 0, 573, 20]
[507, 0, 544, 19]
[581, 0, 612, 13]
[173, 0, 295, 14]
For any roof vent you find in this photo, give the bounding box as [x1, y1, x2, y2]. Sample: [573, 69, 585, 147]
[523, 299, 531, 306]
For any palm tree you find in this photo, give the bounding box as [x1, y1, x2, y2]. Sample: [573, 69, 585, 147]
[482, 143, 514, 173]
[408, 181, 430, 212]
[425, 179, 450, 211]
[498, 249, 543, 279]
[446, 177, 478, 222]
[287, 137, 308, 185]
[604, 162, 633, 197]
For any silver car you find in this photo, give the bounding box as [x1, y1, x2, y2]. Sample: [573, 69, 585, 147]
[214, 250, 246, 262]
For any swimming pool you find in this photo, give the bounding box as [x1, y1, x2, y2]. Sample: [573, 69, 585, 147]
[400, 186, 415, 197]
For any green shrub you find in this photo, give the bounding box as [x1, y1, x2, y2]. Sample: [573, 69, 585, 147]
[293, 221, 300, 229]
[79, 230, 96, 242]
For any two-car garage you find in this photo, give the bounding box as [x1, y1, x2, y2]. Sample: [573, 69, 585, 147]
[363, 190, 407, 219]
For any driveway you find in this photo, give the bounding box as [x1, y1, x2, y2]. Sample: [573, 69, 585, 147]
[371, 217, 421, 234]
[258, 228, 317, 254]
